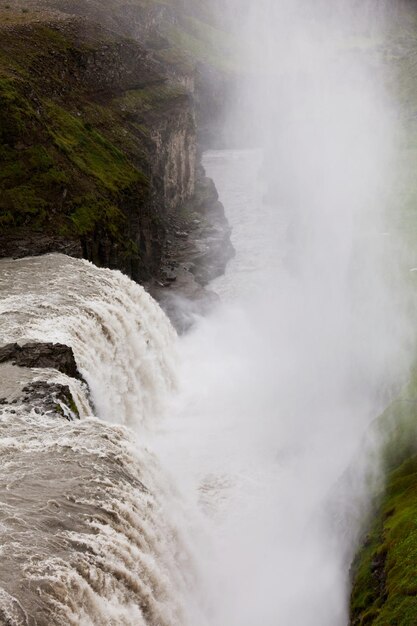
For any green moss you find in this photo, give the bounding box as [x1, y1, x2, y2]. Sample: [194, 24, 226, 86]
[0, 7, 207, 279]
[0, 24, 72, 75]
[0, 210, 14, 227]
[114, 83, 188, 115]
[35, 26, 72, 50]
[65, 394, 80, 418]
[351, 456, 417, 625]
[54, 403, 64, 417]
[6, 185, 47, 213]
[47, 103, 146, 192]
[55, 393, 80, 419]
[350, 357, 417, 624]
[0, 102, 68, 226]
[0, 79, 60, 225]
[0, 70, 149, 241]
[69, 195, 123, 236]
[0, 77, 34, 144]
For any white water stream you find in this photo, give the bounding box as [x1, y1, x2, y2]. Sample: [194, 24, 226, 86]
[0, 256, 204, 626]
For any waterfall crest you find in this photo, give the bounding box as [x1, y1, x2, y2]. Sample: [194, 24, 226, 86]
[0, 254, 177, 427]
[0, 254, 202, 626]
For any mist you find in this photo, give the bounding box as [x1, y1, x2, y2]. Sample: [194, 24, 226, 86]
[152, 1, 414, 624]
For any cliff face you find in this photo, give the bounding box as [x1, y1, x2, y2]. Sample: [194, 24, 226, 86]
[0, 1, 234, 289]
[0, 16, 193, 281]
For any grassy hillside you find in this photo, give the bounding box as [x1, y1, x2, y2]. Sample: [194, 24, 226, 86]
[351, 456, 417, 625]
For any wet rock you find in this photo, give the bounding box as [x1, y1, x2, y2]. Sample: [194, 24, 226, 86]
[22, 381, 80, 420]
[0, 230, 82, 260]
[147, 163, 234, 331]
[0, 361, 87, 422]
[0, 2, 235, 292]
[0, 343, 82, 380]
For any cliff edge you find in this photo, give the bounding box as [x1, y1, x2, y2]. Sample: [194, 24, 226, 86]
[0, 0, 236, 305]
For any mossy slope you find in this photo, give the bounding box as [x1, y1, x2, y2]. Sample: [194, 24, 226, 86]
[0, 76, 143, 232]
[0, 15, 195, 279]
[351, 455, 417, 625]
[350, 365, 417, 625]
[0, 0, 236, 277]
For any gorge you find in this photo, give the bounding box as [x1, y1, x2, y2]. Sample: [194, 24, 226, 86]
[2, 1, 417, 625]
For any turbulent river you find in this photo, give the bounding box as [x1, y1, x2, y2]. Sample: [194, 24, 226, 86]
[0, 146, 410, 625]
[0, 254, 191, 626]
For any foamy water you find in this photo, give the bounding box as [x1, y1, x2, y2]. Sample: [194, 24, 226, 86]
[0, 255, 206, 626]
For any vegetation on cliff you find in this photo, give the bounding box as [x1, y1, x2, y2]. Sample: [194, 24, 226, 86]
[350, 453, 417, 625]
[0, 72, 146, 233]
[0, 16, 159, 276]
[0, 0, 235, 282]
[350, 367, 417, 625]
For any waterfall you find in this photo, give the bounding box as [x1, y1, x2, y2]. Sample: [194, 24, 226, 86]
[0, 254, 177, 427]
[0, 254, 204, 626]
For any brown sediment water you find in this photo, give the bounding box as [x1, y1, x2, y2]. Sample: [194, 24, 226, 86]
[0, 254, 203, 626]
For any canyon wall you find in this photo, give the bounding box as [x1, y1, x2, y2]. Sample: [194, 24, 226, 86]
[0, 0, 235, 288]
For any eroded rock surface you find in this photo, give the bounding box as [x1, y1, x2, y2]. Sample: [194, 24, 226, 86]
[0, 342, 81, 380]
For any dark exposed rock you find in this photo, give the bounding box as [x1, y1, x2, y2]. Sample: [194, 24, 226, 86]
[0, 360, 86, 422]
[187, 174, 235, 286]
[0, 343, 82, 380]
[22, 381, 80, 420]
[163, 167, 234, 280]
[0, 230, 82, 260]
[0, 1, 236, 341]
[148, 165, 234, 331]
[0, 17, 199, 284]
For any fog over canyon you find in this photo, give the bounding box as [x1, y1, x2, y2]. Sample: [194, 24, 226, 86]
[0, 1, 417, 625]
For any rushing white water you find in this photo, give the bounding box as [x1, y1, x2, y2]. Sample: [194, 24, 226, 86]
[0, 255, 176, 427]
[0, 255, 207, 626]
[151, 153, 408, 626]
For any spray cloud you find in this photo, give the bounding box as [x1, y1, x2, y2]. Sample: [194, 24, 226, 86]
[154, 2, 415, 624]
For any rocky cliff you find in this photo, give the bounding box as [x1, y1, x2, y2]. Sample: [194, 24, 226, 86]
[0, 0, 235, 296]
[0, 342, 84, 420]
